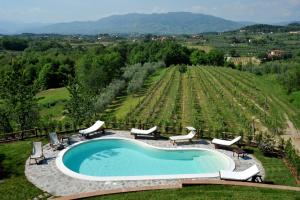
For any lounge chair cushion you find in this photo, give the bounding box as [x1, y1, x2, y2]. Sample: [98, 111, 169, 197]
[131, 126, 157, 135]
[212, 136, 241, 146]
[79, 120, 105, 135]
[169, 131, 196, 141]
[220, 165, 260, 181]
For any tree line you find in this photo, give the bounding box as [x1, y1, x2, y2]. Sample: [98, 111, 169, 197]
[237, 60, 300, 94]
[0, 37, 228, 133]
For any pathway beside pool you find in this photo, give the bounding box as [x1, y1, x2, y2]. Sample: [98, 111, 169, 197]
[25, 130, 265, 196]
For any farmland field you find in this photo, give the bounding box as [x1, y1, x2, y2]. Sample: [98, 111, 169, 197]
[105, 66, 300, 137]
[183, 32, 300, 57]
[37, 87, 70, 120]
[226, 56, 261, 65]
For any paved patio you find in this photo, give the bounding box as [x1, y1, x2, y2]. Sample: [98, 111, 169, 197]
[25, 130, 265, 196]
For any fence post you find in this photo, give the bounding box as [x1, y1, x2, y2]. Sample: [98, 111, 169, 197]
[21, 130, 24, 140]
[35, 128, 38, 137]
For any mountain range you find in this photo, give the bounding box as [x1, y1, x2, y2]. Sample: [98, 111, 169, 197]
[0, 12, 254, 35]
[2, 12, 299, 35]
[0, 21, 47, 35]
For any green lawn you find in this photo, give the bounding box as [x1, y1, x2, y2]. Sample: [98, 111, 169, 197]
[183, 43, 213, 52]
[0, 140, 44, 200]
[37, 87, 70, 120]
[251, 147, 297, 186]
[256, 74, 300, 128]
[37, 87, 70, 105]
[290, 91, 300, 109]
[88, 185, 300, 200]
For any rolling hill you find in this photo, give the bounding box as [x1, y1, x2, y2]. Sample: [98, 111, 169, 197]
[0, 21, 48, 34]
[239, 23, 300, 33]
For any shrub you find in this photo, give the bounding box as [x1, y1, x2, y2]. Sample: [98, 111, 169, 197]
[258, 134, 282, 157]
[127, 62, 164, 94]
[1, 37, 28, 51]
[178, 65, 187, 73]
[94, 80, 126, 112]
[122, 63, 142, 81]
[224, 61, 236, 69]
[285, 139, 300, 177]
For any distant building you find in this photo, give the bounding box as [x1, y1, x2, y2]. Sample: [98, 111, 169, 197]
[191, 34, 204, 39]
[289, 31, 300, 34]
[270, 50, 285, 57]
[97, 34, 111, 41]
[151, 36, 172, 42]
[267, 50, 289, 60]
[226, 56, 261, 66]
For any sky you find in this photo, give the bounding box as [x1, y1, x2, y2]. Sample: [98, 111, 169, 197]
[0, 0, 300, 24]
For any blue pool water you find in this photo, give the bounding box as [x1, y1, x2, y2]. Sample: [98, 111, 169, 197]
[62, 139, 231, 177]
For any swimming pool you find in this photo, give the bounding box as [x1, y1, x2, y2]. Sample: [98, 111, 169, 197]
[56, 137, 235, 181]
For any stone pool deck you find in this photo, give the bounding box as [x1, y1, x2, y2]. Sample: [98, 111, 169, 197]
[25, 130, 265, 196]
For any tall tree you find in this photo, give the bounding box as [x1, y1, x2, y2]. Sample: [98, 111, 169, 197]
[0, 108, 13, 134]
[0, 61, 39, 134]
[65, 76, 93, 131]
[190, 50, 207, 65]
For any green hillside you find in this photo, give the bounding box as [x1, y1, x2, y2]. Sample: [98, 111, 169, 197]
[104, 66, 300, 136]
[37, 87, 69, 120]
[35, 66, 300, 137]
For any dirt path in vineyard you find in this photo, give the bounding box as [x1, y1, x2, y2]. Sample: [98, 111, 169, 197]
[282, 114, 300, 152]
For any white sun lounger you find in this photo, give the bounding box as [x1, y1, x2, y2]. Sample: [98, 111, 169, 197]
[220, 164, 261, 182]
[131, 126, 159, 139]
[30, 142, 45, 165]
[79, 120, 105, 137]
[169, 130, 197, 144]
[212, 136, 241, 147]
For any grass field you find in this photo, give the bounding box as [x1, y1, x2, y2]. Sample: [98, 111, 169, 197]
[37, 87, 70, 120]
[184, 44, 213, 52]
[105, 66, 300, 136]
[0, 141, 44, 200]
[290, 91, 300, 109]
[249, 148, 297, 186]
[183, 32, 300, 57]
[226, 56, 261, 65]
[88, 185, 300, 200]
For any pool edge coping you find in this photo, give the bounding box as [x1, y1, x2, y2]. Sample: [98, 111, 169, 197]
[56, 137, 235, 181]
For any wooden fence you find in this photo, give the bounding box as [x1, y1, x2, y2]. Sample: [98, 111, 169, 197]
[0, 121, 240, 143]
